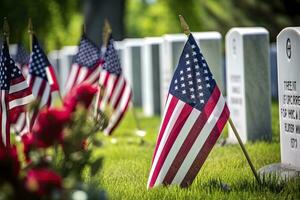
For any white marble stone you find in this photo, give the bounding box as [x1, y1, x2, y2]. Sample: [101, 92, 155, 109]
[226, 27, 272, 143]
[277, 27, 300, 169]
[59, 46, 78, 95]
[123, 38, 143, 107]
[159, 32, 224, 113]
[141, 37, 163, 116]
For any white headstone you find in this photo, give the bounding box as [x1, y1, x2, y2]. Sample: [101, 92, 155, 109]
[59, 46, 78, 95]
[159, 32, 224, 113]
[114, 41, 125, 67]
[141, 37, 163, 116]
[123, 38, 143, 107]
[277, 27, 300, 168]
[226, 27, 272, 143]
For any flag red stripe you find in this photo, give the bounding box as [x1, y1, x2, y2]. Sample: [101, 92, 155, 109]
[8, 88, 33, 102]
[10, 76, 25, 85]
[151, 97, 178, 163]
[107, 76, 120, 104]
[112, 81, 126, 110]
[106, 92, 132, 135]
[180, 104, 229, 187]
[162, 87, 221, 185]
[148, 103, 193, 187]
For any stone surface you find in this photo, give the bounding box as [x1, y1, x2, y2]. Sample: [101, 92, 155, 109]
[258, 163, 300, 180]
[226, 27, 272, 143]
[159, 32, 224, 114]
[141, 37, 163, 116]
[277, 27, 300, 168]
[270, 43, 278, 99]
[59, 46, 78, 95]
[123, 38, 143, 107]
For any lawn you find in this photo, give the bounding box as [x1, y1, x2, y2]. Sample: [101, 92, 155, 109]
[89, 102, 300, 199]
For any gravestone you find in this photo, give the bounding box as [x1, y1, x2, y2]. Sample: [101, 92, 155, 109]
[226, 27, 272, 143]
[141, 37, 163, 116]
[259, 28, 300, 178]
[123, 38, 143, 107]
[277, 27, 300, 169]
[59, 46, 78, 95]
[160, 32, 224, 113]
[270, 43, 278, 100]
[114, 41, 125, 67]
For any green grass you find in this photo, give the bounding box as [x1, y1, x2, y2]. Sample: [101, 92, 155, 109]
[89, 102, 300, 199]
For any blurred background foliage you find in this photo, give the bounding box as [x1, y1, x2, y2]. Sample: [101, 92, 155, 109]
[0, 0, 299, 51]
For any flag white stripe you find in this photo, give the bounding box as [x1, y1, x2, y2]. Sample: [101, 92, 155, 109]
[65, 64, 79, 93]
[84, 67, 101, 84]
[154, 108, 201, 186]
[171, 95, 225, 185]
[31, 77, 43, 97]
[100, 75, 116, 111]
[39, 84, 50, 108]
[147, 98, 185, 186]
[15, 112, 25, 132]
[76, 67, 88, 85]
[109, 76, 125, 108]
[9, 94, 34, 110]
[104, 85, 131, 135]
[45, 67, 54, 85]
[9, 81, 28, 94]
[1, 92, 7, 146]
[99, 70, 107, 85]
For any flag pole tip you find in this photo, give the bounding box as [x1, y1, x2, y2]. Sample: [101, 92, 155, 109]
[3, 17, 9, 36]
[178, 15, 190, 36]
[102, 18, 112, 47]
[28, 17, 34, 34]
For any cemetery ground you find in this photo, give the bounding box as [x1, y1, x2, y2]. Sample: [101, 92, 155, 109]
[88, 102, 300, 199]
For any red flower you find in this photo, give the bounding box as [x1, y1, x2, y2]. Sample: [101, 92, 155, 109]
[25, 168, 62, 196]
[0, 146, 20, 183]
[32, 108, 71, 148]
[21, 133, 35, 163]
[63, 83, 98, 112]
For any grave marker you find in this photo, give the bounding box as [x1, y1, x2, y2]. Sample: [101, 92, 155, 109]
[277, 27, 300, 168]
[226, 27, 272, 143]
[123, 38, 143, 107]
[141, 37, 163, 116]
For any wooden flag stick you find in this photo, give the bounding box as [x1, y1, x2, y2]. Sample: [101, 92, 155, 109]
[228, 118, 261, 183]
[3, 17, 10, 44]
[28, 17, 34, 53]
[179, 14, 261, 184]
[179, 15, 191, 36]
[102, 19, 112, 47]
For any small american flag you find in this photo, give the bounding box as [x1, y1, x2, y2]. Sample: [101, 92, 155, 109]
[27, 35, 61, 128]
[147, 34, 230, 188]
[96, 34, 132, 135]
[11, 43, 30, 134]
[14, 43, 30, 77]
[0, 39, 34, 146]
[65, 35, 102, 94]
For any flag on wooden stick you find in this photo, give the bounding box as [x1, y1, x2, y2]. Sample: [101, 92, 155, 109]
[96, 34, 132, 135]
[64, 35, 102, 94]
[0, 39, 34, 146]
[27, 35, 61, 128]
[147, 34, 230, 188]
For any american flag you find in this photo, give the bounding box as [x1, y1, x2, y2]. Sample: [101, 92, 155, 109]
[96, 34, 132, 135]
[14, 43, 30, 77]
[27, 35, 61, 128]
[0, 39, 34, 146]
[10, 44, 30, 134]
[64, 35, 102, 94]
[147, 34, 230, 188]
